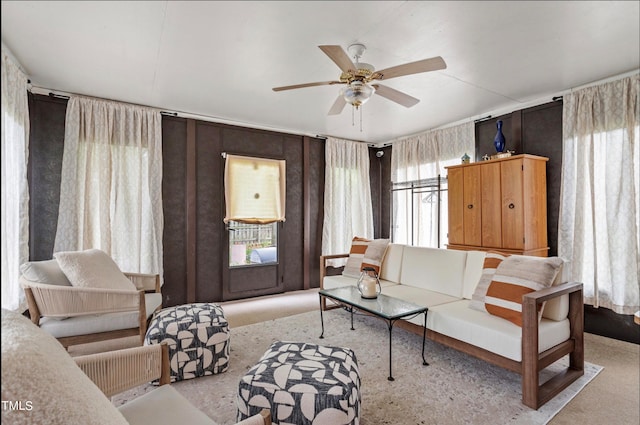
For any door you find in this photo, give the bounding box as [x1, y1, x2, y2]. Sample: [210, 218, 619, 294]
[462, 165, 482, 246]
[221, 153, 286, 301]
[481, 162, 502, 248]
[447, 167, 464, 245]
[501, 158, 525, 250]
[222, 220, 284, 301]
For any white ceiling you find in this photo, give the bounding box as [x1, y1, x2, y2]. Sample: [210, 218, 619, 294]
[2, 1, 639, 144]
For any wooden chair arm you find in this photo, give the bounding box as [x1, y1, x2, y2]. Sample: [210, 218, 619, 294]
[75, 343, 170, 398]
[522, 281, 583, 304]
[319, 253, 349, 289]
[124, 272, 161, 293]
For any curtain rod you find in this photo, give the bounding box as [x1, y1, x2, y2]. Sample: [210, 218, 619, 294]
[474, 115, 492, 123]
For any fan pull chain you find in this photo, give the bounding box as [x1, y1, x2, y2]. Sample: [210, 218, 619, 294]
[351, 105, 355, 127]
[360, 106, 363, 132]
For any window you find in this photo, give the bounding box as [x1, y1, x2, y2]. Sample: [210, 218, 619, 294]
[224, 154, 286, 224]
[223, 154, 285, 268]
[391, 122, 474, 248]
[228, 221, 278, 267]
[392, 176, 448, 248]
[53, 96, 163, 277]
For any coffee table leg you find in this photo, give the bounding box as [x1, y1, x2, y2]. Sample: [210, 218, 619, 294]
[388, 320, 394, 381]
[422, 310, 429, 366]
[319, 294, 325, 339]
[350, 306, 355, 331]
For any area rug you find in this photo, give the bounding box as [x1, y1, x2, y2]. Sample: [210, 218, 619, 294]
[113, 309, 602, 424]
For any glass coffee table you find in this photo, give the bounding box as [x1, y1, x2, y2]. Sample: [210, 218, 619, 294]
[319, 286, 428, 381]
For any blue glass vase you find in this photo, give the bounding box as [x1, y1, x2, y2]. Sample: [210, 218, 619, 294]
[493, 120, 506, 153]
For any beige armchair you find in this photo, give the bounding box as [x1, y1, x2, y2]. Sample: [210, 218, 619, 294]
[20, 256, 163, 348]
[1, 309, 271, 425]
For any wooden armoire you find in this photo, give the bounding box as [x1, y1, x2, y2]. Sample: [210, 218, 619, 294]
[446, 154, 549, 257]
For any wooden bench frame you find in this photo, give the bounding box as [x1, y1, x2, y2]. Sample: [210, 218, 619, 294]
[320, 254, 585, 409]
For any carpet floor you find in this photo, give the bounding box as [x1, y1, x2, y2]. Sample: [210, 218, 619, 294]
[112, 308, 602, 425]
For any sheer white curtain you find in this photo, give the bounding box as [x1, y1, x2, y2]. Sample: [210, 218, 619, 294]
[1, 48, 30, 311]
[54, 96, 164, 278]
[391, 122, 474, 247]
[322, 137, 374, 260]
[558, 74, 639, 314]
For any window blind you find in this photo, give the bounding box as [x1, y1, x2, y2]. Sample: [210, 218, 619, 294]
[224, 154, 286, 224]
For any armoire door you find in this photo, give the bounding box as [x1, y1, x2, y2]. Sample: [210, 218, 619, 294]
[447, 167, 464, 245]
[501, 158, 525, 250]
[481, 161, 502, 248]
[462, 165, 482, 246]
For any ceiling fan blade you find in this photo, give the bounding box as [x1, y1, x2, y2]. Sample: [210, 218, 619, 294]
[372, 84, 420, 108]
[374, 56, 446, 80]
[319, 45, 356, 73]
[272, 81, 341, 92]
[328, 94, 347, 115]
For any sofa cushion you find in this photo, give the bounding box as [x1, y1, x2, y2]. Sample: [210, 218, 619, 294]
[1, 309, 129, 425]
[118, 382, 217, 425]
[462, 251, 486, 300]
[342, 237, 370, 278]
[426, 299, 570, 362]
[469, 251, 510, 313]
[20, 259, 71, 286]
[379, 243, 404, 283]
[382, 285, 460, 311]
[399, 246, 467, 298]
[485, 256, 564, 327]
[39, 293, 162, 338]
[54, 249, 136, 291]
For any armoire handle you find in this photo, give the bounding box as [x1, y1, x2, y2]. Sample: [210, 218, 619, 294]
[508, 203, 515, 209]
[467, 204, 473, 209]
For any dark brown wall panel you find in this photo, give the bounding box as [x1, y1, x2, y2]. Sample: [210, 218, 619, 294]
[521, 101, 563, 257]
[308, 138, 325, 288]
[161, 117, 188, 307]
[369, 148, 382, 238]
[474, 102, 561, 257]
[27, 94, 67, 261]
[369, 145, 393, 239]
[475, 114, 524, 161]
[195, 121, 223, 302]
[283, 135, 304, 292]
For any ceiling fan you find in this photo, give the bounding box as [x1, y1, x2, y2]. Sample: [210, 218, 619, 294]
[272, 44, 446, 116]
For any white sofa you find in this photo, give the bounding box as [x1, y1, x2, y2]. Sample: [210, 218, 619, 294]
[320, 244, 585, 410]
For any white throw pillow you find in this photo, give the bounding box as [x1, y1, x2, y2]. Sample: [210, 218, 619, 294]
[20, 259, 72, 286]
[1, 309, 129, 425]
[54, 249, 136, 291]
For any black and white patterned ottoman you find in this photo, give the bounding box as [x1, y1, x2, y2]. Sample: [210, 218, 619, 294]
[144, 303, 230, 382]
[237, 341, 361, 425]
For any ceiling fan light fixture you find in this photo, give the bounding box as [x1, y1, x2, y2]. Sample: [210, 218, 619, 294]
[341, 80, 375, 108]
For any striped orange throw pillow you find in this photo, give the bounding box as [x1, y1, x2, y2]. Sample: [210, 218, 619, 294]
[469, 251, 510, 313]
[342, 237, 371, 278]
[485, 256, 564, 327]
